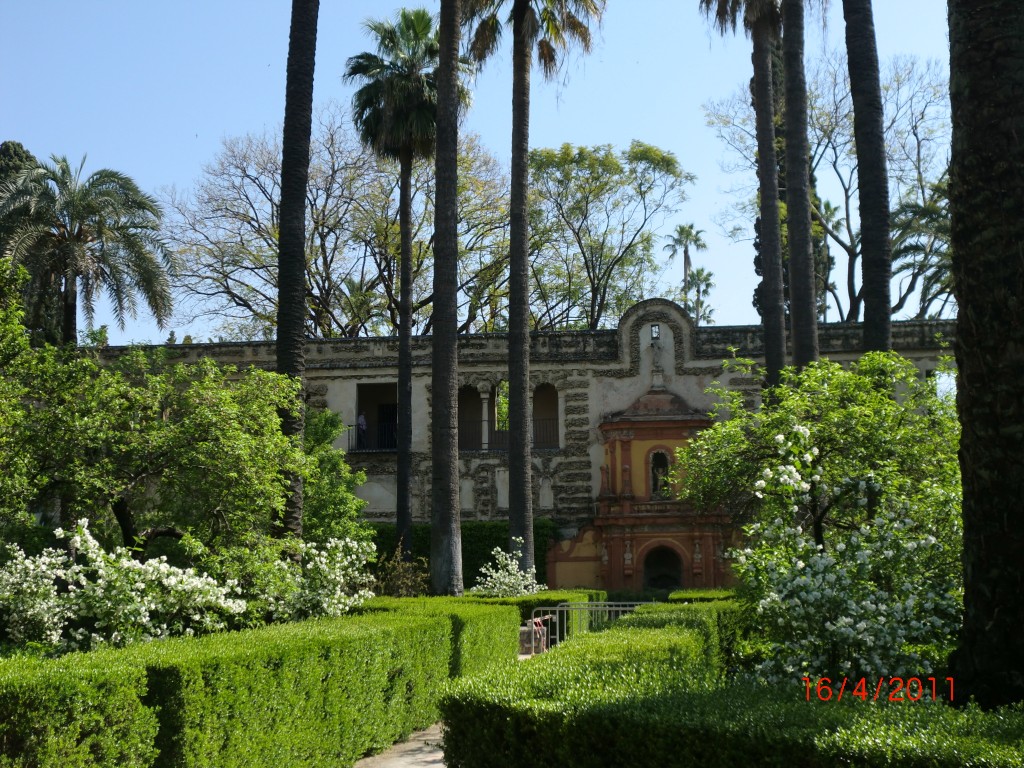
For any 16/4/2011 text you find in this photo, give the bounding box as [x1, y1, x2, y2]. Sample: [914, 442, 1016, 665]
[802, 676, 954, 702]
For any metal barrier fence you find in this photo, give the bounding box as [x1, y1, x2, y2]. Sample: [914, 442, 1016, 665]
[524, 602, 650, 655]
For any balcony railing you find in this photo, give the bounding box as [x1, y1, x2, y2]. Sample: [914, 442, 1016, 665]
[347, 421, 398, 452]
[456, 418, 559, 451]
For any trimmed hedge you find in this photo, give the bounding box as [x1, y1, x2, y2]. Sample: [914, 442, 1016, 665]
[618, 600, 747, 676]
[369, 519, 560, 586]
[128, 613, 450, 768]
[440, 623, 714, 768]
[358, 597, 521, 677]
[0, 653, 158, 768]
[0, 600, 524, 768]
[667, 588, 735, 603]
[441, 620, 1024, 768]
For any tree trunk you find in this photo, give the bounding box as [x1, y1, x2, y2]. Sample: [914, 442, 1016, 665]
[842, 0, 891, 352]
[429, 0, 464, 596]
[397, 150, 414, 560]
[782, 0, 819, 368]
[752, 18, 787, 388]
[274, 0, 319, 540]
[61, 271, 77, 346]
[948, 0, 1024, 710]
[507, 0, 535, 571]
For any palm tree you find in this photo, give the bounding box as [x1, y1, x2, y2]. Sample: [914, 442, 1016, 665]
[0, 155, 172, 347]
[701, 0, 786, 387]
[430, 0, 465, 595]
[781, 0, 818, 367]
[275, 0, 320, 540]
[841, 0, 890, 352]
[680, 266, 716, 327]
[663, 223, 707, 294]
[948, 0, 1024, 710]
[465, 0, 605, 572]
[346, 8, 441, 561]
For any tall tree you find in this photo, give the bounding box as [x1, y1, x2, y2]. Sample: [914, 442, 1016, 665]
[678, 266, 716, 327]
[701, 0, 786, 387]
[948, 0, 1024, 709]
[465, 0, 605, 571]
[841, 0, 890, 351]
[275, 0, 319, 539]
[345, 8, 442, 560]
[780, 0, 818, 367]
[430, 0, 465, 595]
[663, 223, 707, 294]
[530, 141, 691, 330]
[0, 155, 172, 346]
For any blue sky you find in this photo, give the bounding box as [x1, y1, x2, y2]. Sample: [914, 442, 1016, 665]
[1, 1, 949, 344]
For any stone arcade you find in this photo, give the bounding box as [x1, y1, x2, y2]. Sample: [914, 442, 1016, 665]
[150, 299, 952, 592]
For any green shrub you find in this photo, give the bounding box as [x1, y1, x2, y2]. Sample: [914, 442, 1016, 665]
[442, 632, 1024, 768]
[358, 597, 520, 678]
[369, 519, 559, 586]
[619, 601, 747, 677]
[126, 613, 450, 768]
[441, 624, 713, 768]
[0, 652, 158, 768]
[667, 588, 735, 603]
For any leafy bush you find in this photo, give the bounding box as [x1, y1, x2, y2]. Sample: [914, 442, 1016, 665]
[674, 353, 962, 683]
[372, 546, 430, 597]
[369, 519, 559, 586]
[0, 652, 158, 768]
[0, 521, 375, 655]
[0, 520, 245, 653]
[469, 537, 541, 597]
[358, 597, 520, 678]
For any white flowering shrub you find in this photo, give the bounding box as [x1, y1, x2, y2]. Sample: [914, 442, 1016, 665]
[0, 520, 246, 653]
[734, 427, 961, 682]
[289, 538, 376, 618]
[470, 537, 542, 598]
[675, 354, 963, 684]
[0, 546, 69, 648]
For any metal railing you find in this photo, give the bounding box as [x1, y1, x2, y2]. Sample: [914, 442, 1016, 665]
[524, 601, 650, 655]
[347, 421, 398, 452]
[456, 417, 560, 451]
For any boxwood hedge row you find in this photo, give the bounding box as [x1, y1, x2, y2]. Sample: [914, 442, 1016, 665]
[440, 602, 1024, 767]
[0, 599, 521, 768]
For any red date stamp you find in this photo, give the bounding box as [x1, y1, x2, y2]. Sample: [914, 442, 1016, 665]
[802, 676, 954, 702]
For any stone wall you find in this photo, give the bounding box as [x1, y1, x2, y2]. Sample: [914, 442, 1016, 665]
[106, 301, 954, 533]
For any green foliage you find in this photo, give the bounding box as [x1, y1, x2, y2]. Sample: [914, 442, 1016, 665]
[618, 601, 747, 678]
[528, 141, 693, 330]
[301, 408, 369, 544]
[372, 545, 430, 597]
[674, 352, 962, 682]
[441, 617, 1024, 768]
[667, 588, 736, 603]
[0, 652, 158, 768]
[128, 614, 449, 768]
[369, 518, 559, 587]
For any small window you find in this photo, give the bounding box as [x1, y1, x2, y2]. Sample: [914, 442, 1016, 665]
[651, 323, 660, 340]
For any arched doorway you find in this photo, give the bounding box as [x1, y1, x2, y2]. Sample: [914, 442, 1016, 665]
[643, 546, 683, 590]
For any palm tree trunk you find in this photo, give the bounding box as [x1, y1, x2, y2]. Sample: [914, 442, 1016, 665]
[781, 0, 818, 367]
[274, 0, 319, 540]
[842, 0, 891, 352]
[61, 271, 77, 345]
[752, 18, 787, 388]
[397, 150, 414, 560]
[430, 0, 464, 595]
[948, 0, 1024, 710]
[507, 0, 535, 572]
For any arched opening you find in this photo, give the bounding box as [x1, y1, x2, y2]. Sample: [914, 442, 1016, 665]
[458, 386, 482, 450]
[649, 450, 671, 499]
[533, 383, 559, 448]
[643, 546, 682, 591]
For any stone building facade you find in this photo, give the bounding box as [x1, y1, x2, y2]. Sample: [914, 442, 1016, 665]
[150, 299, 953, 592]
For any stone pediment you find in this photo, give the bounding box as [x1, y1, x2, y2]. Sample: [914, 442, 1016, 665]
[605, 387, 705, 423]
